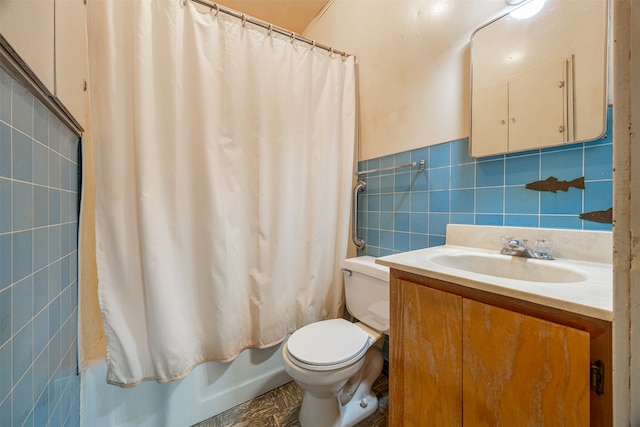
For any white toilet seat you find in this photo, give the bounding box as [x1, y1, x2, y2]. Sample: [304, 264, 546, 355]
[287, 318, 371, 372]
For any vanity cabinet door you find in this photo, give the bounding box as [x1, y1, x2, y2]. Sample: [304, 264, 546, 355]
[390, 277, 594, 426]
[462, 298, 590, 426]
[390, 279, 463, 426]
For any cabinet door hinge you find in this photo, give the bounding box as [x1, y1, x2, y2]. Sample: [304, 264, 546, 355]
[590, 360, 605, 395]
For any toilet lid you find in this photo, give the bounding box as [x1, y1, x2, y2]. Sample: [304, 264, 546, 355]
[287, 318, 370, 368]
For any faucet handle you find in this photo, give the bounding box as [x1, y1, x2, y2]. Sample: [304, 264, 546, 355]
[500, 236, 513, 246]
[499, 236, 519, 255]
[534, 239, 553, 259]
[501, 236, 526, 247]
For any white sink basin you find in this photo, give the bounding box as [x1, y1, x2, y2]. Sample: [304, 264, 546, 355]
[430, 253, 587, 283]
[376, 225, 613, 320]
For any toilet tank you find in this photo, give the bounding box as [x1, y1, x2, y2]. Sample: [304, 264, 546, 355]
[342, 256, 390, 334]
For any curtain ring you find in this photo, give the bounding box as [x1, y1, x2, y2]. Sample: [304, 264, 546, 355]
[311, 40, 316, 50]
[342, 52, 347, 62]
[329, 47, 334, 57]
[241, 14, 246, 27]
[267, 24, 273, 36]
[212, 3, 219, 16]
[290, 32, 295, 43]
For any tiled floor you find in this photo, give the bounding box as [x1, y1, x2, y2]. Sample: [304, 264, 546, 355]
[193, 373, 389, 427]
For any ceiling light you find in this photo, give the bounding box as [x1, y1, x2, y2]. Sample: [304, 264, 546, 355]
[509, 0, 546, 20]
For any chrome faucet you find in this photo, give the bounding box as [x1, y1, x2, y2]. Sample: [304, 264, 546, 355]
[500, 237, 553, 260]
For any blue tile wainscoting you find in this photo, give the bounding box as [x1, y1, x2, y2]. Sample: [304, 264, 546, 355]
[0, 67, 81, 427]
[357, 108, 613, 257]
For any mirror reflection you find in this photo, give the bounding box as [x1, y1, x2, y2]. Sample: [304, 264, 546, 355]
[470, 0, 608, 157]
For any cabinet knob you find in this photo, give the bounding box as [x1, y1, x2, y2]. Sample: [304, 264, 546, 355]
[558, 125, 565, 133]
[558, 81, 565, 88]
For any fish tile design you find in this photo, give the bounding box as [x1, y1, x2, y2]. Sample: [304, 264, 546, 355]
[579, 207, 613, 224]
[525, 176, 585, 193]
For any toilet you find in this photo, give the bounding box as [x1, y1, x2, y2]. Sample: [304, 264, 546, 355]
[282, 256, 389, 427]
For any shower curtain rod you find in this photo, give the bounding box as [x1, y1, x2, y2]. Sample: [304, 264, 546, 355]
[188, 0, 353, 59]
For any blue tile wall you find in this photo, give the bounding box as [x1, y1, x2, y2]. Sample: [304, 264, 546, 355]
[357, 107, 613, 257]
[0, 67, 80, 427]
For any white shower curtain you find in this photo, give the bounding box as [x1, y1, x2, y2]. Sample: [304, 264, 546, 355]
[88, 0, 356, 386]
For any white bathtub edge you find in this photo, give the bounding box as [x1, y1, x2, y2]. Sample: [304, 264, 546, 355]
[80, 341, 291, 427]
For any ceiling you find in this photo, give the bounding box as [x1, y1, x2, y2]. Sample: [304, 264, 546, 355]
[214, 0, 330, 34]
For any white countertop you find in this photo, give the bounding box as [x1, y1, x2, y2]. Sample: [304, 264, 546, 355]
[376, 225, 613, 321]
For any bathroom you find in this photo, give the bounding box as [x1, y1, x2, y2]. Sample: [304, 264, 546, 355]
[0, 0, 638, 425]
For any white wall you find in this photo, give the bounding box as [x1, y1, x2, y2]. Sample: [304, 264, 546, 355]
[304, 0, 509, 160]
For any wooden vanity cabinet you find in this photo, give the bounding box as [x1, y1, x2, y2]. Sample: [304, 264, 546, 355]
[389, 269, 612, 426]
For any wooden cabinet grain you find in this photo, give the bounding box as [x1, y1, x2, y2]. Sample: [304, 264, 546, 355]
[391, 281, 462, 426]
[462, 299, 589, 426]
[390, 271, 612, 426]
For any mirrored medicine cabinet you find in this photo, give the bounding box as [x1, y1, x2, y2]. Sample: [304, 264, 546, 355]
[470, 0, 608, 158]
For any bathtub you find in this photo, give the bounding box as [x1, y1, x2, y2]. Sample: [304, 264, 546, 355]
[81, 337, 291, 426]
